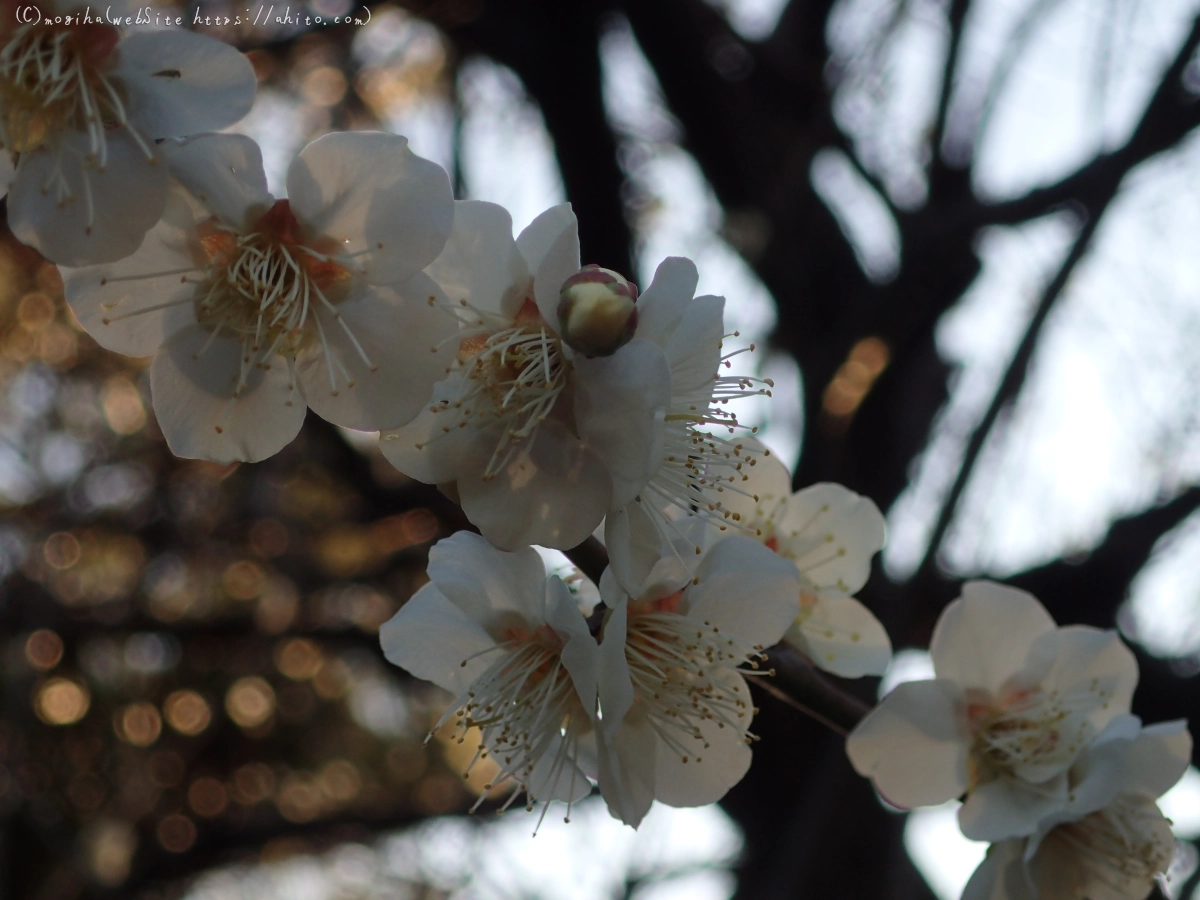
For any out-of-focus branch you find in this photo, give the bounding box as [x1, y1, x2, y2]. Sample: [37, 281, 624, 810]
[967, 13, 1200, 230]
[927, 0, 971, 201]
[909, 198, 1106, 596]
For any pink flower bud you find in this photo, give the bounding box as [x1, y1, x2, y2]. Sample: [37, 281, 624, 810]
[557, 264, 639, 357]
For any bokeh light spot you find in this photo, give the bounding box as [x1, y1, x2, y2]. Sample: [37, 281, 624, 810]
[222, 560, 266, 600]
[24, 629, 63, 670]
[226, 676, 276, 729]
[100, 377, 146, 435]
[116, 701, 162, 747]
[43, 531, 80, 569]
[156, 813, 197, 853]
[274, 638, 323, 681]
[188, 777, 229, 818]
[164, 690, 212, 737]
[35, 677, 90, 725]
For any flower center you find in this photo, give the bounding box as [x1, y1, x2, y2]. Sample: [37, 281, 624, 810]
[0, 23, 119, 153]
[622, 607, 767, 763]
[186, 200, 372, 410]
[435, 625, 588, 816]
[420, 297, 569, 478]
[0, 23, 150, 226]
[966, 687, 1094, 785]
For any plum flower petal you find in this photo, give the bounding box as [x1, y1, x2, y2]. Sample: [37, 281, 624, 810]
[380, 201, 675, 551]
[286, 131, 454, 286]
[594, 534, 799, 826]
[0, 22, 255, 264]
[845, 679, 970, 808]
[930, 581, 1056, 695]
[110, 30, 256, 139]
[8, 129, 168, 266]
[847, 582, 1141, 843]
[150, 324, 305, 464]
[62, 132, 457, 462]
[379, 532, 599, 815]
[963, 719, 1192, 900]
[62, 187, 200, 356]
[711, 441, 892, 677]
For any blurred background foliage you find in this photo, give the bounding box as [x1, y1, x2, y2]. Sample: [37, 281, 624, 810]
[5, 0, 1200, 898]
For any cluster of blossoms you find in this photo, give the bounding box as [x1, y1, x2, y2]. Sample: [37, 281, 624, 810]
[8, 19, 1189, 896]
[848, 582, 1191, 899]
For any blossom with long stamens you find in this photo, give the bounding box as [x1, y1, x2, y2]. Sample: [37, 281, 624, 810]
[60, 131, 456, 463]
[846, 581, 1138, 842]
[593, 532, 800, 827]
[0, 14, 255, 264]
[378, 532, 599, 823]
[595, 256, 775, 588]
[963, 716, 1191, 900]
[380, 200, 671, 550]
[700, 438, 891, 678]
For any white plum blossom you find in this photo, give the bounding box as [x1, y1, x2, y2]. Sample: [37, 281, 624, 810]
[594, 532, 800, 827]
[60, 131, 457, 463]
[598, 256, 773, 586]
[379, 531, 599, 819]
[380, 200, 671, 551]
[0, 17, 256, 264]
[846, 581, 1138, 842]
[963, 717, 1192, 900]
[699, 438, 891, 678]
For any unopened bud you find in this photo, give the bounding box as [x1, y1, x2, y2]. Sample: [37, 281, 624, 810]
[557, 265, 638, 357]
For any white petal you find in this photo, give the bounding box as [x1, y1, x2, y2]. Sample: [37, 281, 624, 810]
[378, 374, 470, 485]
[597, 597, 635, 741]
[149, 325, 305, 463]
[1032, 626, 1138, 733]
[114, 30, 256, 138]
[545, 576, 599, 715]
[634, 257, 699, 347]
[379, 583, 496, 695]
[1125, 720, 1192, 799]
[958, 772, 1069, 842]
[9, 129, 168, 266]
[574, 339, 671, 507]
[161, 133, 273, 230]
[424, 531, 548, 634]
[930, 582, 1056, 694]
[287, 132, 453, 285]
[531, 216, 580, 326]
[457, 420, 612, 550]
[1030, 802, 1171, 900]
[775, 482, 886, 597]
[596, 705, 657, 828]
[962, 841, 1034, 900]
[426, 200, 529, 319]
[845, 679, 970, 808]
[665, 294, 724, 402]
[515, 203, 576, 275]
[653, 669, 753, 807]
[61, 187, 201, 356]
[295, 274, 457, 431]
[789, 596, 892, 678]
[1061, 714, 1142, 818]
[600, 504, 696, 602]
[686, 534, 800, 648]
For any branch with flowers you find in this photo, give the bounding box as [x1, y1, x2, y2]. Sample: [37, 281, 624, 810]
[0, 12, 1192, 900]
